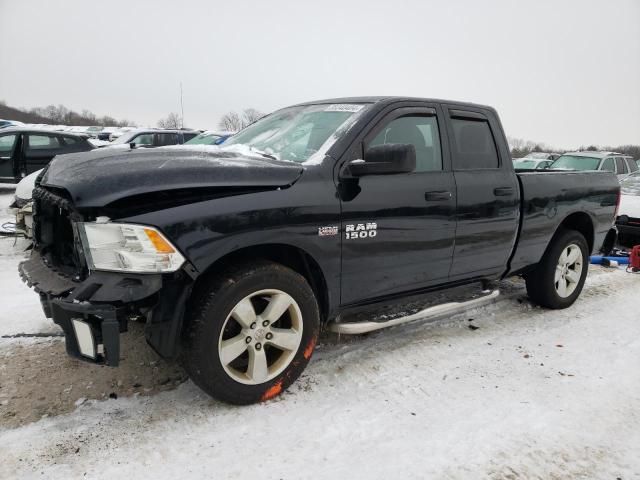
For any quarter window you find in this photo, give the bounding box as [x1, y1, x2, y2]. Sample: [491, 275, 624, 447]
[367, 115, 443, 172]
[615, 157, 628, 174]
[450, 117, 499, 169]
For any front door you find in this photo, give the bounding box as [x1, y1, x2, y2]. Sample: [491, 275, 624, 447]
[0, 133, 19, 182]
[443, 106, 520, 279]
[338, 106, 457, 306]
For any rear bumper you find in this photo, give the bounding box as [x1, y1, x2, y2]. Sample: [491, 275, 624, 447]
[19, 250, 190, 366]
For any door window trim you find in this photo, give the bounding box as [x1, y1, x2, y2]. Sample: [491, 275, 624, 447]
[360, 106, 445, 175]
[445, 108, 502, 170]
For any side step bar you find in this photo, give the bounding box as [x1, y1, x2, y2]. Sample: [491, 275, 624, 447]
[328, 289, 500, 335]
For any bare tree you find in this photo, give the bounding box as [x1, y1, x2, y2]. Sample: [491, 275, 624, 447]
[157, 112, 182, 129]
[218, 111, 242, 131]
[218, 108, 265, 132]
[242, 108, 264, 126]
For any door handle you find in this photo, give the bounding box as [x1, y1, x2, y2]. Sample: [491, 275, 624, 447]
[425, 191, 452, 201]
[493, 187, 514, 196]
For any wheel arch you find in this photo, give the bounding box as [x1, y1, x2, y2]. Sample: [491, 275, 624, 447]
[190, 243, 331, 323]
[556, 211, 595, 254]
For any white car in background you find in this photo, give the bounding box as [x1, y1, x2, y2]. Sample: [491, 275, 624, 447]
[615, 171, 640, 247]
[108, 126, 137, 141]
[513, 158, 554, 170]
[550, 151, 638, 181]
[12, 169, 42, 237]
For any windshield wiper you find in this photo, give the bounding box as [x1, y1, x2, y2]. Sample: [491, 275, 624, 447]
[250, 147, 278, 161]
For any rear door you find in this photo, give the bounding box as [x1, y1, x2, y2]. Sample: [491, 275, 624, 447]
[339, 105, 457, 305]
[0, 133, 19, 181]
[23, 133, 66, 175]
[443, 106, 519, 279]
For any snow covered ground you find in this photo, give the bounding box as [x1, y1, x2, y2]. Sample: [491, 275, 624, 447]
[0, 188, 639, 479]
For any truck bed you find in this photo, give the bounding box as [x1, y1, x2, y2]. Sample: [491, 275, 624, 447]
[508, 170, 619, 274]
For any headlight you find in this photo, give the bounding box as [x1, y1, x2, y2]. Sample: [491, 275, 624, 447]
[79, 222, 185, 273]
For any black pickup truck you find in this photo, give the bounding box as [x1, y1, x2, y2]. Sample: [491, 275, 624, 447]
[19, 97, 619, 404]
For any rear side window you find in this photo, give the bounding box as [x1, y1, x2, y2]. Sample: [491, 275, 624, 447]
[156, 133, 179, 146]
[600, 157, 615, 172]
[62, 136, 78, 145]
[450, 118, 499, 169]
[615, 157, 628, 174]
[27, 135, 62, 150]
[626, 158, 638, 173]
[367, 115, 443, 172]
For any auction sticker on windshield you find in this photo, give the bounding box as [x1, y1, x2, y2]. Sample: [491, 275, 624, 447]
[324, 104, 364, 112]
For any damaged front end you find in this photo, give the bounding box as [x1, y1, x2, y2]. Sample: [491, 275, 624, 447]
[19, 186, 194, 366]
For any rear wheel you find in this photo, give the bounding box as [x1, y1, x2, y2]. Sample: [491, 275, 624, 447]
[182, 261, 320, 404]
[525, 229, 589, 309]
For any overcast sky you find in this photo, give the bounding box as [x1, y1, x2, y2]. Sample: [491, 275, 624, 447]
[1, 0, 638, 147]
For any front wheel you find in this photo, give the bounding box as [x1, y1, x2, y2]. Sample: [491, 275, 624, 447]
[182, 261, 320, 404]
[525, 229, 589, 309]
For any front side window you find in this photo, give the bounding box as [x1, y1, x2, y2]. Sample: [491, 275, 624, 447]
[131, 133, 154, 146]
[0, 134, 17, 156]
[367, 115, 442, 172]
[27, 135, 61, 150]
[600, 157, 615, 172]
[222, 103, 369, 163]
[450, 118, 499, 169]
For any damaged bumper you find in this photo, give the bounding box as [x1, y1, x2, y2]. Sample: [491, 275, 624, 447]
[19, 250, 192, 366]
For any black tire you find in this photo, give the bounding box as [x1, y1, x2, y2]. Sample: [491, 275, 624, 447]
[525, 228, 589, 309]
[181, 260, 320, 405]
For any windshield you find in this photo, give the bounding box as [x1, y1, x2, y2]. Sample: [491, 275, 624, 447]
[186, 132, 222, 145]
[222, 103, 369, 163]
[621, 172, 640, 196]
[112, 131, 143, 144]
[551, 155, 601, 171]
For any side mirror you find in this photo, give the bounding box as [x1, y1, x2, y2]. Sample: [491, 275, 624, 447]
[348, 143, 416, 176]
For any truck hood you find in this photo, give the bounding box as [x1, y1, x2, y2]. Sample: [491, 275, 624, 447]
[40, 146, 304, 208]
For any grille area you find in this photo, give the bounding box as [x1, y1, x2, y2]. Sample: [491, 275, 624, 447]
[33, 186, 86, 279]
